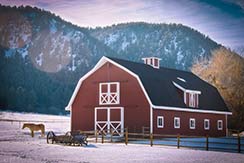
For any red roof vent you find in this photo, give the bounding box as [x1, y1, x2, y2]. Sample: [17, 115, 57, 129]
[142, 57, 161, 69]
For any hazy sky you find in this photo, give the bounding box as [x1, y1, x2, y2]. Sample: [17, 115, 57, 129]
[1, 0, 244, 49]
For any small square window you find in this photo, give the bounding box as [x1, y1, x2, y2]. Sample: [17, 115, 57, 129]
[157, 116, 164, 128]
[204, 119, 210, 130]
[189, 118, 196, 129]
[174, 117, 180, 129]
[217, 120, 223, 130]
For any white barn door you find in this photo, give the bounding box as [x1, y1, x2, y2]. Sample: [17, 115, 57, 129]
[95, 107, 124, 137]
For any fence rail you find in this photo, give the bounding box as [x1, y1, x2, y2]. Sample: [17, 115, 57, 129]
[78, 128, 243, 153]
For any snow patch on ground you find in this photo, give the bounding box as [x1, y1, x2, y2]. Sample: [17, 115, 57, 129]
[105, 33, 120, 45]
[73, 31, 83, 43]
[176, 51, 184, 63]
[172, 36, 178, 49]
[200, 47, 206, 56]
[121, 36, 129, 51]
[71, 55, 76, 71]
[50, 19, 57, 34]
[131, 32, 137, 44]
[4, 49, 16, 57]
[0, 111, 243, 163]
[17, 45, 29, 59]
[35, 53, 43, 66]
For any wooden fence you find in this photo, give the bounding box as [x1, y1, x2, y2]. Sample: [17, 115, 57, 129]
[80, 128, 243, 153]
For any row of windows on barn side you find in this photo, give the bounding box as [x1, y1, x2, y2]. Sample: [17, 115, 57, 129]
[157, 116, 223, 130]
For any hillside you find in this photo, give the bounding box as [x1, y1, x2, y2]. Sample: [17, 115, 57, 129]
[0, 5, 222, 114]
[90, 23, 220, 70]
[0, 5, 116, 114]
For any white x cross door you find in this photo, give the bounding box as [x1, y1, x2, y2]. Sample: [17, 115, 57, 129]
[95, 107, 124, 137]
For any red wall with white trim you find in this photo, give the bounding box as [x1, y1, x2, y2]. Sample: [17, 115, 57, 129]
[153, 109, 226, 137]
[71, 62, 150, 132]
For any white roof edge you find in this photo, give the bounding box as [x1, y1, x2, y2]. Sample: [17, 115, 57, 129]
[65, 56, 108, 111]
[172, 81, 201, 94]
[65, 56, 153, 111]
[152, 104, 232, 115]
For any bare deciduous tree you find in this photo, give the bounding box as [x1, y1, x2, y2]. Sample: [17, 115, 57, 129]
[192, 47, 244, 130]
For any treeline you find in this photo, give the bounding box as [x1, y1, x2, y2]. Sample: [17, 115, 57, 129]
[0, 49, 74, 114]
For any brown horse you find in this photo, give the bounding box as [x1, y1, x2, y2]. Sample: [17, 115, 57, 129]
[22, 123, 45, 137]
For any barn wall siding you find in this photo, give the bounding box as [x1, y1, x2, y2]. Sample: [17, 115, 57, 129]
[153, 109, 226, 137]
[71, 62, 150, 132]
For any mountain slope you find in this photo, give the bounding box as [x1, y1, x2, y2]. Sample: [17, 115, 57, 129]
[0, 5, 221, 114]
[0, 5, 116, 74]
[90, 23, 220, 70]
[0, 5, 116, 114]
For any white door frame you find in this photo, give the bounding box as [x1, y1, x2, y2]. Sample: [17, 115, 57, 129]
[95, 107, 124, 137]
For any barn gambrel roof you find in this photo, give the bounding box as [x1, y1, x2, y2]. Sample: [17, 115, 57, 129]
[66, 56, 231, 115]
[107, 57, 230, 113]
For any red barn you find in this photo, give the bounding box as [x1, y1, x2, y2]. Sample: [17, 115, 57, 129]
[65, 56, 232, 137]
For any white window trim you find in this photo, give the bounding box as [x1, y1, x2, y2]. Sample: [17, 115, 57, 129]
[157, 116, 164, 128]
[172, 82, 201, 94]
[142, 57, 161, 69]
[189, 118, 196, 129]
[204, 119, 210, 130]
[217, 120, 223, 130]
[174, 117, 180, 129]
[99, 82, 120, 105]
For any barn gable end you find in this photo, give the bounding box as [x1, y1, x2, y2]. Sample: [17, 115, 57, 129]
[69, 57, 151, 133]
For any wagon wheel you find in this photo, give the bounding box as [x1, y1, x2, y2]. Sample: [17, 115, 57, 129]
[83, 136, 88, 146]
[83, 139, 88, 146]
[65, 131, 71, 136]
[47, 131, 55, 144]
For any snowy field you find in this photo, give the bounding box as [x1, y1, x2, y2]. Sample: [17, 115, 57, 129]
[0, 111, 244, 163]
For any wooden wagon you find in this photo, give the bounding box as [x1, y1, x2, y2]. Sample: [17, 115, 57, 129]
[47, 131, 88, 146]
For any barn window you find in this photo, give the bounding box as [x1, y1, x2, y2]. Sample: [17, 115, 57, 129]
[189, 118, 196, 129]
[189, 93, 195, 107]
[204, 119, 210, 130]
[217, 120, 223, 130]
[99, 82, 120, 105]
[174, 117, 180, 129]
[157, 116, 164, 128]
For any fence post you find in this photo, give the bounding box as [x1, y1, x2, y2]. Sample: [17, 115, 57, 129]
[150, 133, 153, 147]
[95, 130, 98, 143]
[177, 134, 180, 149]
[142, 127, 145, 139]
[238, 133, 241, 153]
[206, 135, 209, 151]
[110, 129, 113, 143]
[125, 128, 128, 145]
[102, 130, 104, 144]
